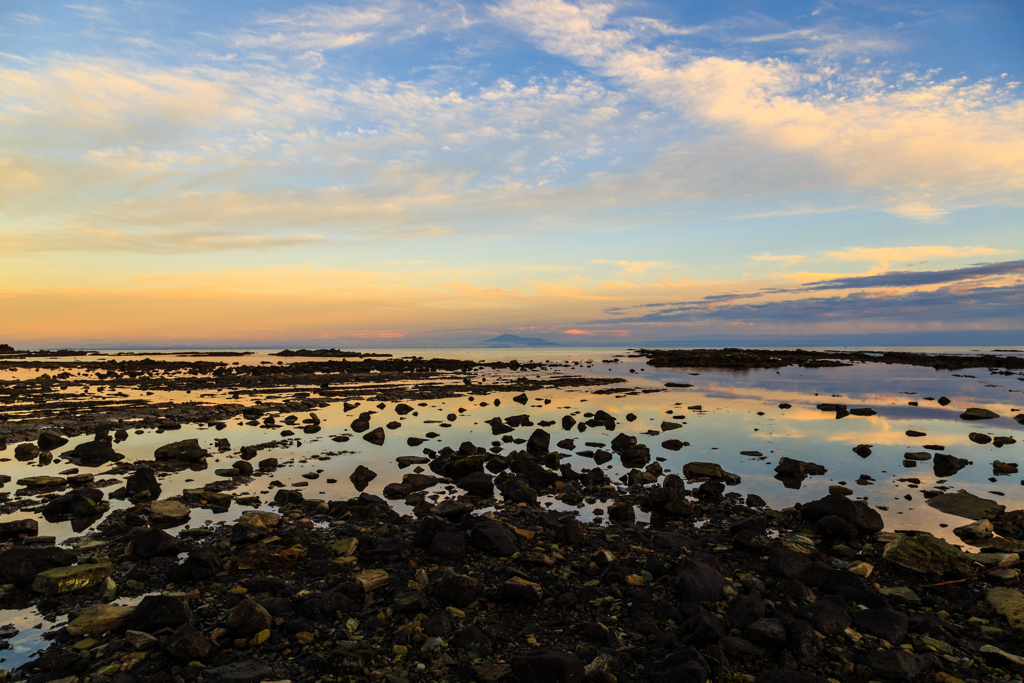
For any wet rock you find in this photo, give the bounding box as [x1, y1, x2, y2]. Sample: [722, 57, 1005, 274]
[995, 509, 1024, 540]
[0, 547, 76, 585]
[814, 514, 859, 542]
[456, 471, 494, 497]
[132, 527, 180, 559]
[363, 427, 385, 445]
[500, 576, 543, 604]
[796, 492, 884, 537]
[853, 608, 908, 644]
[796, 599, 850, 636]
[682, 462, 741, 485]
[926, 489, 1005, 520]
[511, 650, 585, 683]
[430, 531, 467, 561]
[852, 444, 872, 457]
[882, 532, 975, 576]
[775, 457, 827, 476]
[864, 649, 923, 679]
[960, 407, 999, 420]
[154, 439, 207, 461]
[986, 587, 1024, 632]
[994, 460, 1019, 475]
[67, 604, 135, 636]
[38, 430, 69, 450]
[349, 465, 377, 490]
[969, 432, 993, 444]
[470, 519, 518, 557]
[620, 443, 651, 468]
[164, 622, 212, 660]
[206, 660, 276, 683]
[526, 429, 550, 455]
[0, 519, 38, 540]
[662, 439, 684, 451]
[954, 518, 994, 543]
[675, 558, 728, 602]
[32, 563, 113, 594]
[434, 572, 479, 607]
[744, 617, 787, 646]
[226, 597, 272, 637]
[125, 594, 191, 632]
[933, 452, 971, 477]
[125, 467, 161, 498]
[150, 499, 191, 526]
[63, 440, 124, 464]
[168, 546, 223, 582]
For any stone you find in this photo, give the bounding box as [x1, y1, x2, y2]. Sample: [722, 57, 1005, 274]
[125, 594, 191, 632]
[470, 519, 519, 557]
[349, 465, 377, 490]
[682, 462, 741, 485]
[38, 430, 69, 450]
[969, 432, 993, 444]
[132, 527, 180, 559]
[960, 407, 999, 420]
[796, 492, 884, 536]
[226, 598, 272, 637]
[168, 546, 223, 582]
[744, 617, 787, 646]
[882, 533, 975, 576]
[986, 587, 1024, 632]
[163, 623, 212, 660]
[926, 490, 1005, 520]
[775, 457, 827, 476]
[17, 476, 66, 487]
[0, 519, 39, 539]
[205, 660, 276, 683]
[675, 558, 727, 602]
[125, 630, 159, 650]
[150, 500, 190, 526]
[526, 429, 551, 455]
[125, 467, 161, 498]
[67, 604, 135, 636]
[852, 444, 872, 457]
[933, 452, 971, 477]
[430, 531, 467, 562]
[499, 576, 543, 604]
[355, 569, 389, 592]
[864, 649, 923, 679]
[434, 572, 479, 607]
[953, 518, 994, 544]
[32, 563, 114, 594]
[852, 608, 908, 644]
[994, 460, 1019, 475]
[0, 547, 76, 585]
[456, 471, 494, 497]
[363, 427, 386, 445]
[154, 439, 208, 461]
[980, 644, 1024, 673]
[511, 650, 585, 683]
[63, 440, 123, 464]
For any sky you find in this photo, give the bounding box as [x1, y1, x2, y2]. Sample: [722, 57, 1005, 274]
[1, 0, 1022, 348]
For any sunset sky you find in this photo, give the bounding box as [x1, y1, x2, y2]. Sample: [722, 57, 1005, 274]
[1, 0, 1022, 347]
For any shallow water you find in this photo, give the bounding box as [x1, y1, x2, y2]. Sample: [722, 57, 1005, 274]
[2, 347, 1021, 545]
[1, 347, 1023, 669]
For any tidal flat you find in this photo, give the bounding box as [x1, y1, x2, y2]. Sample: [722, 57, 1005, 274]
[0, 347, 1022, 682]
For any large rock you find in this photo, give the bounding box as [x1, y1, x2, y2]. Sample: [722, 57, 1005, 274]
[131, 527, 180, 559]
[32, 563, 114, 594]
[470, 519, 518, 557]
[926, 490, 1005, 520]
[526, 429, 551, 455]
[62, 440, 123, 464]
[774, 458, 827, 476]
[675, 558, 728, 602]
[960, 407, 999, 420]
[154, 439, 208, 461]
[0, 547, 76, 585]
[125, 594, 191, 632]
[864, 649, 923, 679]
[933, 452, 971, 477]
[852, 609, 908, 644]
[0, 519, 38, 540]
[67, 604, 135, 636]
[882, 533, 975, 576]
[682, 462, 741, 485]
[434, 572, 479, 607]
[168, 547, 223, 583]
[456, 471, 494, 497]
[206, 660, 276, 683]
[796, 493, 884, 536]
[126, 467, 161, 498]
[38, 430, 69, 450]
[164, 622, 212, 660]
[511, 650, 585, 683]
[986, 587, 1024, 632]
[150, 500, 191, 526]
[226, 598, 272, 637]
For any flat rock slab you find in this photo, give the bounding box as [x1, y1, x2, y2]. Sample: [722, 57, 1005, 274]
[987, 587, 1024, 632]
[882, 533, 975, 576]
[32, 563, 114, 594]
[926, 490, 1005, 520]
[16, 476, 66, 487]
[206, 660, 276, 683]
[67, 604, 135, 636]
[151, 500, 191, 526]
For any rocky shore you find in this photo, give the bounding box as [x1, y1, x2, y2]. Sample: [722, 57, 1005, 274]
[0, 425, 1022, 683]
[637, 348, 1024, 372]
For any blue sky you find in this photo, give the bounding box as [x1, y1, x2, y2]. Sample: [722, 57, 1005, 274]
[0, 0, 1022, 347]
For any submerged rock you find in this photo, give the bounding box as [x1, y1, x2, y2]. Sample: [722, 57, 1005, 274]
[926, 490, 1005, 520]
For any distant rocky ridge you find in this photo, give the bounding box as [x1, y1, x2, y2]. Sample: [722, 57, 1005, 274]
[482, 334, 561, 347]
[0, 343, 14, 354]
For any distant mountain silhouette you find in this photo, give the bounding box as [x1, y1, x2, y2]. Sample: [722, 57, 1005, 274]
[481, 334, 561, 347]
